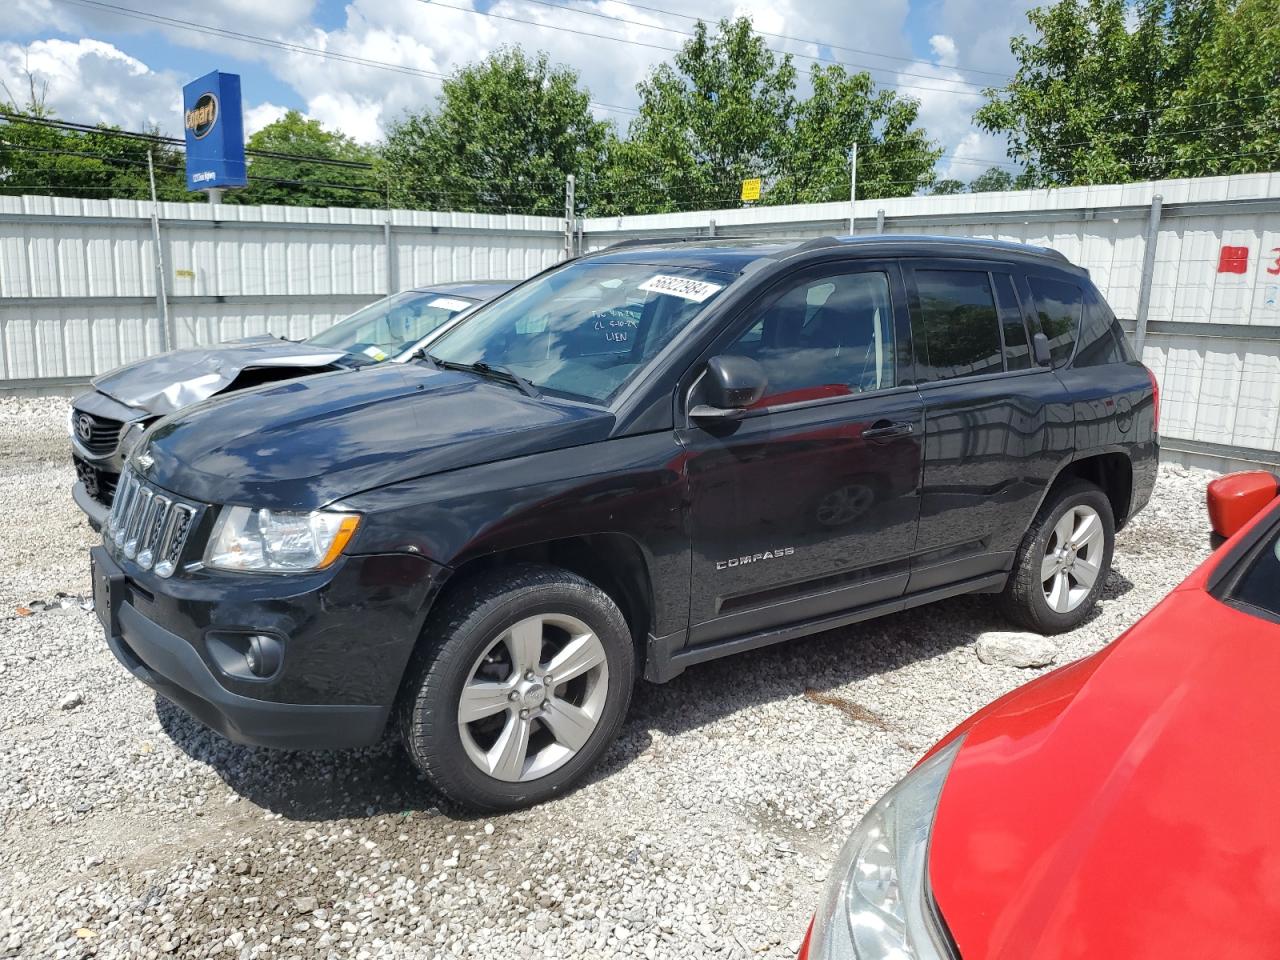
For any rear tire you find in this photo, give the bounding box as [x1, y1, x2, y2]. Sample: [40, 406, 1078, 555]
[398, 564, 635, 812]
[1000, 480, 1115, 634]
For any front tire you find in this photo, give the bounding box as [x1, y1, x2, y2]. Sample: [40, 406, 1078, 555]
[1000, 480, 1115, 634]
[398, 564, 635, 812]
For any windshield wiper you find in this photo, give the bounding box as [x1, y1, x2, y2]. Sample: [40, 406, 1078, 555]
[414, 351, 540, 398]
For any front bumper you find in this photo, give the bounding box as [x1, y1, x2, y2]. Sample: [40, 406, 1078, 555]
[90, 544, 447, 750]
[73, 480, 110, 530]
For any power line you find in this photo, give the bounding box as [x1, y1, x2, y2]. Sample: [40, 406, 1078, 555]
[593, 0, 1013, 80]
[449, 0, 997, 92]
[415, 0, 993, 98]
[1, 110, 379, 170]
[50, 0, 640, 118]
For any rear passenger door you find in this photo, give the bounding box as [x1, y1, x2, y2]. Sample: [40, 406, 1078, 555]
[903, 260, 1074, 594]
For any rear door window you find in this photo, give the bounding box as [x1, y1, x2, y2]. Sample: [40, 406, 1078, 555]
[1028, 276, 1085, 367]
[913, 270, 1005, 381]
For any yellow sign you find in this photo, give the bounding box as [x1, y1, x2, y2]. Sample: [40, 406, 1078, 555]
[740, 178, 761, 202]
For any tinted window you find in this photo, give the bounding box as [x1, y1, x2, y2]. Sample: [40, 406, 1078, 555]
[432, 262, 732, 404]
[1028, 276, 1084, 367]
[1231, 524, 1280, 619]
[992, 273, 1032, 371]
[725, 271, 896, 406]
[915, 270, 1004, 381]
[1075, 289, 1136, 367]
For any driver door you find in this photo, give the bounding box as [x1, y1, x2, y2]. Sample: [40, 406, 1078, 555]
[679, 261, 924, 645]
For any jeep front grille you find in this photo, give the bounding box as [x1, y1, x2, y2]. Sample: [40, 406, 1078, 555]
[72, 409, 124, 456]
[105, 467, 199, 578]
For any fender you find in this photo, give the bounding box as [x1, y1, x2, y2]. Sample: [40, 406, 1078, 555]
[341, 430, 692, 640]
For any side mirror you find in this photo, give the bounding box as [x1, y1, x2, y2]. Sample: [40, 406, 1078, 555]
[690, 355, 768, 421]
[1032, 332, 1052, 366]
[1207, 471, 1279, 542]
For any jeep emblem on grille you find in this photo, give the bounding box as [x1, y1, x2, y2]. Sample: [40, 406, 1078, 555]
[75, 413, 93, 442]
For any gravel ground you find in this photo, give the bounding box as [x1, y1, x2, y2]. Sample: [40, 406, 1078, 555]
[0, 395, 1218, 960]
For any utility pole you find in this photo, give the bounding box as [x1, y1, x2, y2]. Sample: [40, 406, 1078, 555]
[848, 142, 858, 235]
[564, 173, 576, 260]
[1134, 194, 1163, 354]
[147, 150, 172, 352]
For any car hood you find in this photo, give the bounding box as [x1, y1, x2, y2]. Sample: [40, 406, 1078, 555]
[92, 336, 350, 416]
[139, 361, 614, 509]
[929, 585, 1280, 960]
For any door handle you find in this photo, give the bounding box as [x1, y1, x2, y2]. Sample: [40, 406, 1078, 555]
[862, 420, 915, 442]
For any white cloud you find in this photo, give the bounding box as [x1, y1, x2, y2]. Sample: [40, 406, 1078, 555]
[10, 0, 320, 52]
[3, 0, 1028, 187]
[895, 27, 1020, 188]
[928, 34, 958, 68]
[243, 100, 287, 136]
[0, 38, 181, 129]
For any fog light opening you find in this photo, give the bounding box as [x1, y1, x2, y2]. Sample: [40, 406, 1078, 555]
[245, 635, 281, 678]
[206, 631, 283, 681]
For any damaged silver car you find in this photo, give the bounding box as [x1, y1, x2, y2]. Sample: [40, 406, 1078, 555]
[69, 280, 513, 527]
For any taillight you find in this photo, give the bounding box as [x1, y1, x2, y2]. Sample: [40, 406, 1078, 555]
[1145, 365, 1160, 434]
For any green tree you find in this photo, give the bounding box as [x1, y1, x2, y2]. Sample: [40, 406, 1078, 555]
[976, 0, 1280, 185]
[931, 178, 966, 195]
[967, 166, 1016, 192]
[594, 18, 797, 215]
[771, 65, 941, 203]
[1, 72, 191, 201]
[381, 48, 610, 215]
[235, 110, 379, 208]
[1160, 0, 1280, 177]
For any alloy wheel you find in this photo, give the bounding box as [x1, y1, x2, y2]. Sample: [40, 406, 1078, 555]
[1040, 504, 1104, 614]
[457, 613, 610, 783]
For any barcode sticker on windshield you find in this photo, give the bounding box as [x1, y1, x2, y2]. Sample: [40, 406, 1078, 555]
[639, 275, 723, 302]
[429, 297, 473, 312]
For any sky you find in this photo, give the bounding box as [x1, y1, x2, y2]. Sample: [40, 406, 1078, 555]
[1, 0, 1038, 185]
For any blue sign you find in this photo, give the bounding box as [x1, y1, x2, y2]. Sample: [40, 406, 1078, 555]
[182, 71, 247, 192]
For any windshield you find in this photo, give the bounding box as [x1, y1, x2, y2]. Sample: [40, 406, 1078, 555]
[427, 261, 735, 403]
[305, 290, 478, 360]
[1229, 520, 1280, 621]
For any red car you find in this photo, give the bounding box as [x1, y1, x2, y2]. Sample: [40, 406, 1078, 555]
[801, 470, 1280, 960]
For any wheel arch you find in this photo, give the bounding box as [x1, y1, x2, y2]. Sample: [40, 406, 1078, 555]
[433, 533, 657, 665]
[1042, 449, 1135, 530]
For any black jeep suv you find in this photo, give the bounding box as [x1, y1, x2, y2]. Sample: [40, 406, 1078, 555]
[90, 235, 1157, 810]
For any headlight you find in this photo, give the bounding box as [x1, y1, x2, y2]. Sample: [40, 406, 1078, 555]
[805, 737, 963, 960]
[205, 506, 361, 573]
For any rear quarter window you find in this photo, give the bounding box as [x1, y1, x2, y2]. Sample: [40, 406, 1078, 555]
[1074, 288, 1136, 367]
[1028, 276, 1085, 367]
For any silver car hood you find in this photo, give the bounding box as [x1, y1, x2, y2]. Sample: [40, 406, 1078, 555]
[91, 336, 349, 416]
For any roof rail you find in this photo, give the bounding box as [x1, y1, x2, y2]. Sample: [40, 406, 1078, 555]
[787, 237, 842, 254]
[602, 236, 721, 251]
